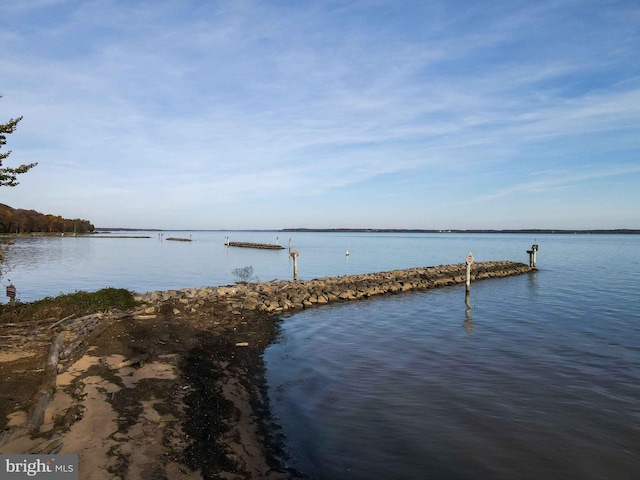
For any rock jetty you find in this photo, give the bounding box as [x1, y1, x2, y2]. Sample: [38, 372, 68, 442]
[227, 241, 284, 250]
[136, 260, 533, 314]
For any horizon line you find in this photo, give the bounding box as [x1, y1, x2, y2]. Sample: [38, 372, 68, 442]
[93, 227, 640, 234]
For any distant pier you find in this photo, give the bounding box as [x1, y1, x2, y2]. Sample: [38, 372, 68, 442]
[226, 241, 284, 250]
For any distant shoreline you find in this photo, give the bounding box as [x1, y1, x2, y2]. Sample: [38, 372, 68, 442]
[280, 228, 640, 234]
[93, 228, 640, 234]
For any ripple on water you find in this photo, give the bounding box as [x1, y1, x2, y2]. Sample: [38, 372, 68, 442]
[265, 265, 640, 480]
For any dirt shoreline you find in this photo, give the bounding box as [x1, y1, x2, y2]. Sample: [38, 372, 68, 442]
[1, 298, 292, 479]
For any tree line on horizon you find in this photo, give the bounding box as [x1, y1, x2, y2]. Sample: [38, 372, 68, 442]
[0, 203, 94, 234]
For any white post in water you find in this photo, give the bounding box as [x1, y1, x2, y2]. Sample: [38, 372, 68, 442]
[290, 250, 299, 280]
[465, 251, 474, 298]
[526, 243, 539, 268]
[289, 237, 292, 253]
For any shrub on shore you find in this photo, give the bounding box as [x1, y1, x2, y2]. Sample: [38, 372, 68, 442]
[232, 266, 257, 283]
[0, 287, 138, 322]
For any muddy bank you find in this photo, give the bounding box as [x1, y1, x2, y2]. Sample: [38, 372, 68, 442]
[0, 261, 533, 479]
[1, 299, 288, 479]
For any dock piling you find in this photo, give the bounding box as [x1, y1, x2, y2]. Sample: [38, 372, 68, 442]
[290, 250, 299, 281]
[526, 243, 539, 268]
[465, 252, 474, 298]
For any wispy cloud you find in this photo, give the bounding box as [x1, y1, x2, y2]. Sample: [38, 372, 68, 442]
[475, 165, 640, 203]
[2, 0, 639, 228]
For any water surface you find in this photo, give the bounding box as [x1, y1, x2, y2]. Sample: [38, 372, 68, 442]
[4, 231, 639, 478]
[264, 234, 640, 479]
[3, 231, 539, 302]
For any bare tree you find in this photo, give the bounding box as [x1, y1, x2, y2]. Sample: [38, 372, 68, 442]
[232, 266, 257, 283]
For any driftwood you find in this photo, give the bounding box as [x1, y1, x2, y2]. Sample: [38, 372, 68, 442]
[0, 311, 120, 445]
[46, 332, 65, 368]
[0, 334, 24, 340]
[57, 314, 104, 338]
[24, 389, 55, 433]
[24, 332, 65, 433]
[133, 314, 157, 320]
[66, 313, 102, 329]
[29, 435, 63, 454]
[57, 345, 90, 374]
[1, 317, 58, 328]
[1, 332, 65, 444]
[102, 353, 149, 371]
[59, 338, 84, 360]
[48, 314, 77, 330]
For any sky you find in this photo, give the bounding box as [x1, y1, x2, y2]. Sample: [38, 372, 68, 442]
[1, 0, 639, 230]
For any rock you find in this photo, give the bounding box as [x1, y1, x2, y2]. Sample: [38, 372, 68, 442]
[339, 290, 355, 300]
[131, 261, 532, 318]
[242, 298, 259, 311]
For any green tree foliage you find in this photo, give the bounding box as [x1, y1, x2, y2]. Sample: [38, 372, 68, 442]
[0, 204, 94, 234]
[1, 98, 37, 187]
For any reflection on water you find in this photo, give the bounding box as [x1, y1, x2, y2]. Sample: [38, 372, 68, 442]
[3, 231, 556, 302]
[462, 293, 473, 335]
[4, 232, 640, 477]
[264, 258, 640, 480]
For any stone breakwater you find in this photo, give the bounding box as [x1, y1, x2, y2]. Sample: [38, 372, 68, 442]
[135, 261, 533, 314]
[227, 241, 285, 250]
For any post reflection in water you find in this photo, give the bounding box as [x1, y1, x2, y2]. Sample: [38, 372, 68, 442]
[463, 291, 473, 335]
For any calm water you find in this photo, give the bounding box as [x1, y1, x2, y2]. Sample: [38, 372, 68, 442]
[3, 230, 534, 302]
[3, 232, 640, 479]
[263, 234, 640, 479]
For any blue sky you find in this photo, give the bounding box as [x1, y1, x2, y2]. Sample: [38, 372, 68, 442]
[1, 0, 639, 230]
